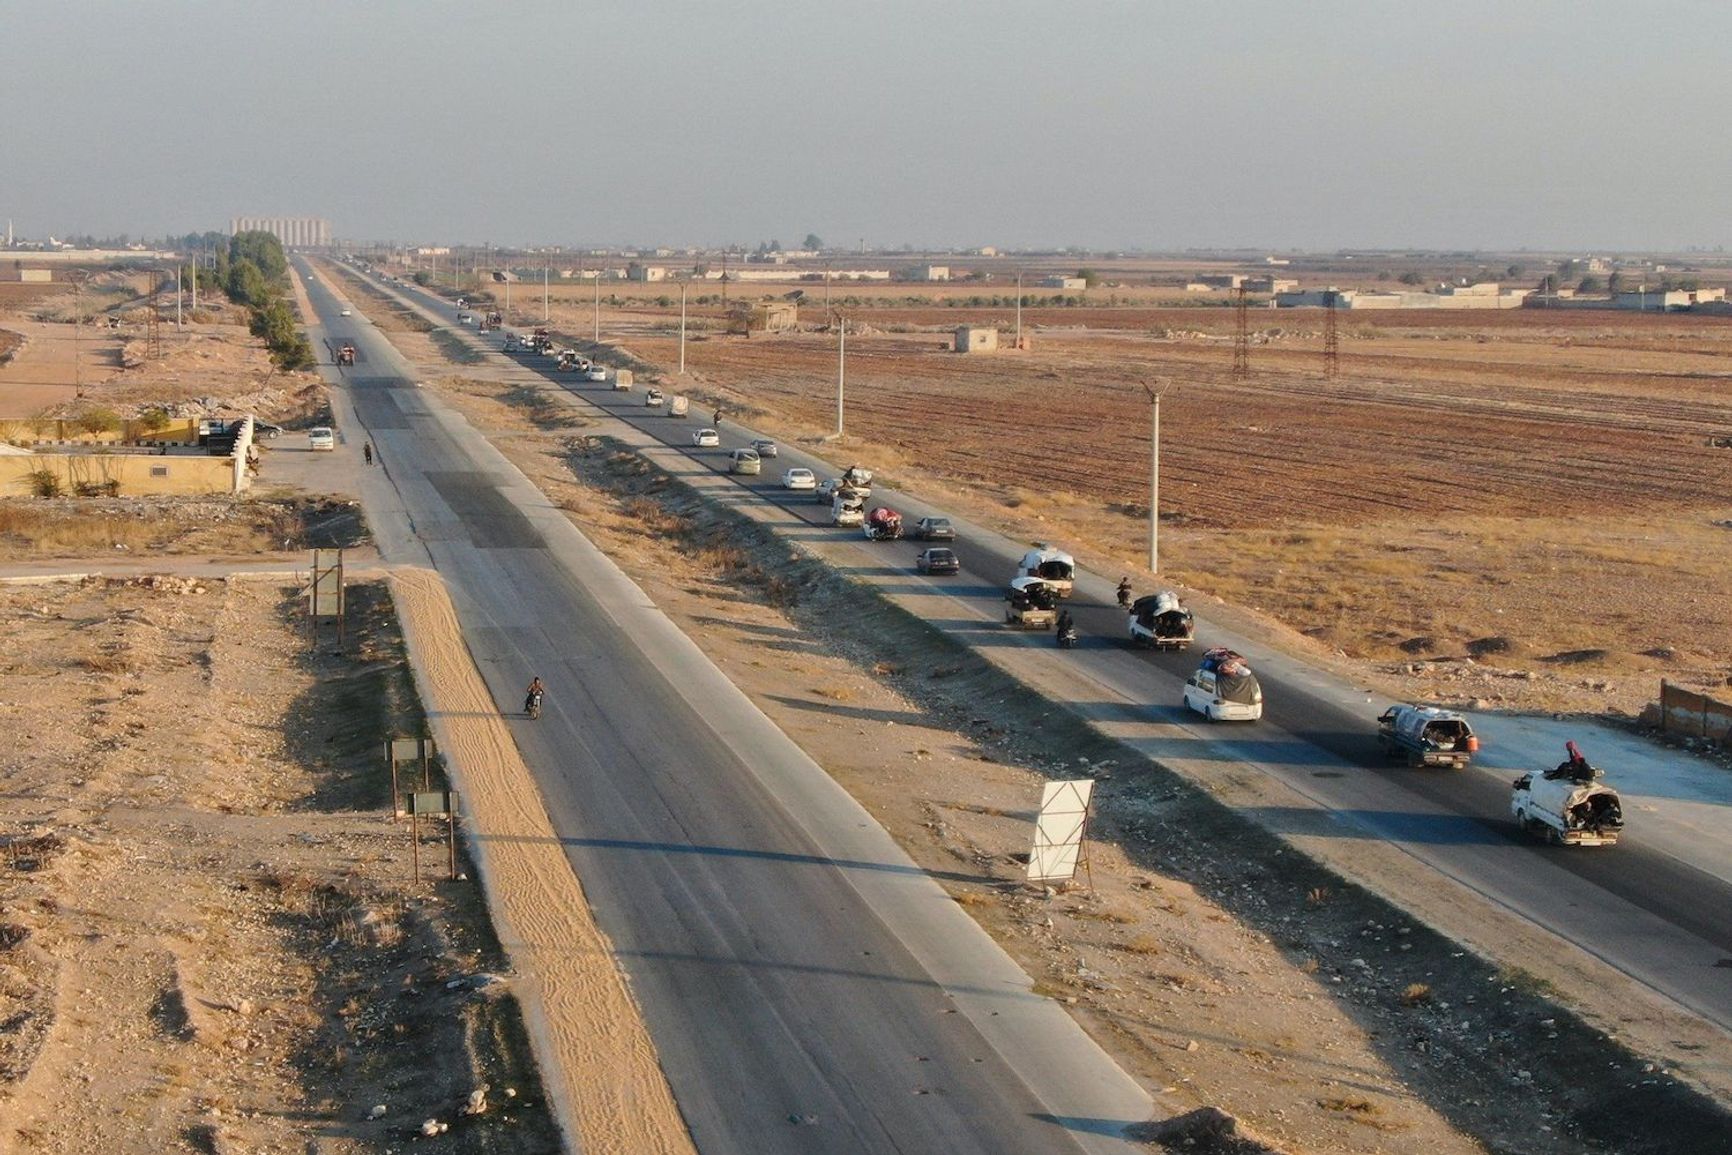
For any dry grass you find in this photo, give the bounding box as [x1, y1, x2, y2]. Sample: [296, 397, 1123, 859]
[1400, 982, 1433, 1007]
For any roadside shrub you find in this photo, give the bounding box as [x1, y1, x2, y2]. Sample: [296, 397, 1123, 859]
[136, 408, 171, 434]
[75, 408, 121, 436]
[73, 479, 121, 497]
[26, 469, 62, 497]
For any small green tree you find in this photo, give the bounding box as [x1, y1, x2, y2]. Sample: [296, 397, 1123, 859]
[1075, 268, 1099, 289]
[227, 258, 268, 307]
[1398, 271, 1424, 285]
[803, 233, 824, 251]
[1606, 271, 1624, 296]
[75, 408, 121, 436]
[26, 468, 61, 497]
[136, 408, 171, 433]
[1577, 275, 1604, 294]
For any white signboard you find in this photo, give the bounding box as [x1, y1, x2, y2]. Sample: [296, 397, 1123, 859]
[1027, 779, 1094, 882]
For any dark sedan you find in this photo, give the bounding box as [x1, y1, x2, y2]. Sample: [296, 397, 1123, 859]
[911, 516, 956, 541]
[915, 547, 960, 575]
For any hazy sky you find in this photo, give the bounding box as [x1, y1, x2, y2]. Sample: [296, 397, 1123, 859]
[4, 2, 1729, 251]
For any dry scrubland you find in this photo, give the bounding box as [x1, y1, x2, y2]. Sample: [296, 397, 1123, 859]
[511, 284, 1732, 719]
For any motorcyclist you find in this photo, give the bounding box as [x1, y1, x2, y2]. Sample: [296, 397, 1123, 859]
[524, 676, 545, 716]
[1056, 609, 1075, 636]
[1116, 577, 1133, 609]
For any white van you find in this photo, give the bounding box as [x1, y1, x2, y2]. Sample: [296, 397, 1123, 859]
[308, 427, 335, 452]
[729, 448, 762, 475]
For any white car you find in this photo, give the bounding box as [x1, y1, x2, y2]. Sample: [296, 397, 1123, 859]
[751, 438, 778, 458]
[339, 308, 351, 317]
[585, 366, 608, 382]
[308, 427, 335, 451]
[692, 428, 720, 448]
[1182, 648, 1264, 722]
[645, 388, 665, 407]
[782, 467, 816, 491]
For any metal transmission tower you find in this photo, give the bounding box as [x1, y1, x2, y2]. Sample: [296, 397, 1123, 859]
[1231, 285, 1250, 378]
[145, 270, 162, 361]
[1322, 290, 1340, 378]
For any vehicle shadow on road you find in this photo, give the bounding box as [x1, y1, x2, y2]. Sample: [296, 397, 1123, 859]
[1243, 805, 1509, 845]
[475, 832, 999, 886]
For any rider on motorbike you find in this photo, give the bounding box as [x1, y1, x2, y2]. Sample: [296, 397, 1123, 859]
[524, 677, 545, 716]
[1116, 577, 1133, 609]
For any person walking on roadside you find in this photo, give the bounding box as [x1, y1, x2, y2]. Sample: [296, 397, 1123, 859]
[363, 440, 374, 466]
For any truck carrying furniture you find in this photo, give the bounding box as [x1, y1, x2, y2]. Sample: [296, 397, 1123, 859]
[864, 506, 903, 541]
[1183, 647, 1263, 721]
[1128, 591, 1194, 650]
[1510, 741, 1624, 846]
[1378, 704, 1479, 768]
[832, 490, 866, 527]
[1004, 577, 1058, 630]
[1014, 544, 1075, 598]
[668, 396, 689, 417]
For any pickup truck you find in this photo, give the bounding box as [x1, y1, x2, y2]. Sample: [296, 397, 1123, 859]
[1377, 704, 1478, 768]
[1511, 743, 1623, 846]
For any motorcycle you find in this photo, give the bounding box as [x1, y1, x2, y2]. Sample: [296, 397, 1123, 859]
[1057, 625, 1078, 649]
[1116, 582, 1133, 610]
[524, 690, 543, 719]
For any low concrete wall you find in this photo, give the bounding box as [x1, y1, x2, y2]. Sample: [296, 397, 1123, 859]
[1659, 679, 1732, 745]
[0, 417, 201, 446]
[0, 450, 239, 497]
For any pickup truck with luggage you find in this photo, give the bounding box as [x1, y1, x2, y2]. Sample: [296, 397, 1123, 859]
[1377, 704, 1479, 768]
[1510, 742, 1623, 846]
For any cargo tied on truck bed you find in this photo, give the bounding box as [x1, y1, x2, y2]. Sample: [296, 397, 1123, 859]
[1511, 741, 1624, 846]
[1377, 704, 1479, 768]
[1128, 591, 1194, 650]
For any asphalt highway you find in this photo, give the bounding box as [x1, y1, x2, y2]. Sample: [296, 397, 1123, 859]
[298, 263, 1154, 1154]
[366, 270, 1732, 1033]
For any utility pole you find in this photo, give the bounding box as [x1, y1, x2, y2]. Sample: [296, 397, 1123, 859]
[678, 283, 687, 374]
[1232, 284, 1250, 378]
[543, 265, 549, 322]
[73, 274, 81, 392]
[175, 266, 183, 329]
[834, 314, 846, 438]
[1141, 381, 1166, 573]
[1322, 290, 1340, 378]
[504, 270, 511, 316]
[190, 256, 197, 312]
[1015, 270, 1023, 349]
[593, 270, 601, 342]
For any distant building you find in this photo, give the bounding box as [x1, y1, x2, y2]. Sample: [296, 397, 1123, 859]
[627, 263, 667, 282]
[1241, 275, 1298, 294]
[1614, 287, 1725, 311]
[918, 264, 950, 282]
[748, 300, 798, 333]
[955, 325, 999, 352]
[229, 216, 330, 248]
[972, 246, 998, 257]
[18, 268, 52, 283]
[1183, 282, 1213, 293]
[1042, 276, 1087, 291]
[1196, 273, 1242, 289]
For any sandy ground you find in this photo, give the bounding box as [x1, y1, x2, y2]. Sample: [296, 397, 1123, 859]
[0, 575, 562, 1154]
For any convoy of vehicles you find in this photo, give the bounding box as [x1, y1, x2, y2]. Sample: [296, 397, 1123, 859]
[1182, 648, 1263, 721]
[1378, 704, 1479, 768]
[1128, 591, 1194, 650]
[350, 278, 1647, 859]
[1511, 742, 1623, 846]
